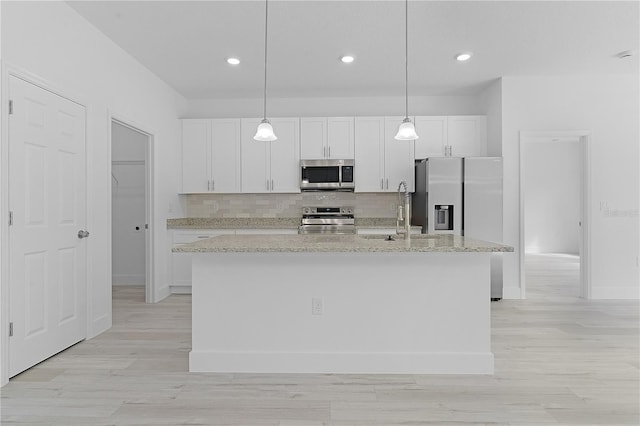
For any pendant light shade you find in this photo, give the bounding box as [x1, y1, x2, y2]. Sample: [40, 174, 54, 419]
[254, 0, 277, 141]
[395, 117, 419, 140]
[254, 119, 277, 141]
[395, 0, 419, 141]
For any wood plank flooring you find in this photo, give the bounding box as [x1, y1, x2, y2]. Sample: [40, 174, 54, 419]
[1, 253, 638, 425]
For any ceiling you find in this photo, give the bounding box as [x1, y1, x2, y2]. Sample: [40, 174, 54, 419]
[66, 1, 639, 99]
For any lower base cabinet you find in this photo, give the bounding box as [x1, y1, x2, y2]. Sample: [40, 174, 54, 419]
[171, 228, 298, 293]
[171, 230, 235, 293]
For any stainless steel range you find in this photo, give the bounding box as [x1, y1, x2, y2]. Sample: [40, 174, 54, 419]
[299, 206, 355, 234]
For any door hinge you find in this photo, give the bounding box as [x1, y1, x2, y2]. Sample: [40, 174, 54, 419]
[8, 100, 13, 115]
[9, 322, 13, 337]
[9, 211, 13, 226]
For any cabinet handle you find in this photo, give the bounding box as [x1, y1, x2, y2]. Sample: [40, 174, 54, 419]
[271, 179, 274, 191]
[211, 179, 215, 191]
[207, 180, 211, 191]
[328, 146, 331, 157]
[386, 178, 389, 189]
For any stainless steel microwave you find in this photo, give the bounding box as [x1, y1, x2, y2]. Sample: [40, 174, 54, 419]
[300, 159, 355, 191]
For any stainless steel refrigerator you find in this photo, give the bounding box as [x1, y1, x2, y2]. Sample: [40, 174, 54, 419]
[463, 157, 504, 300]
[412, 158, 463, 235]
[413, 157, 504, 300]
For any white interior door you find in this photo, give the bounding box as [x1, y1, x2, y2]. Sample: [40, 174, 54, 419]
[8, 76, 87, 377]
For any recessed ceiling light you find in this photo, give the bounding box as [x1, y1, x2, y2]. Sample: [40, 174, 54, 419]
[226, 57, 240, 65]
[455, 52, 473, 62]
[340, 55, 355, 64]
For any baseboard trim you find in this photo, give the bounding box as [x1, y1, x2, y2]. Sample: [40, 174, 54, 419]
[189, 351, 494, 375]
[154, 285, 171, 303]
[170, 285, 192, 295]
[591, 286, 640, 300]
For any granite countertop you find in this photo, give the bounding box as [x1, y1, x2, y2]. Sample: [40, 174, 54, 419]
[167, 218, 300, 229]
[173, 234, 513, 254]
[166, 217, 420, 230]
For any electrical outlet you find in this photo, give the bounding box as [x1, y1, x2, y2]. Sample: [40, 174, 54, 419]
[312, 298, 323, 315]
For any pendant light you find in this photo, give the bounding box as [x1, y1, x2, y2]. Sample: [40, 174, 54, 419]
[395, 0, 419, 141]
[254, 0, 277, 141]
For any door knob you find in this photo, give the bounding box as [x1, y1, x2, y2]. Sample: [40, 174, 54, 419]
[77, 230, 90, 239]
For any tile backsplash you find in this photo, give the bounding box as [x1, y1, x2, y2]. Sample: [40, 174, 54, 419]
[186, 193, 398, 218]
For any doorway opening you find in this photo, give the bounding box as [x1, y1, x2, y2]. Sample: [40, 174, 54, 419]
[519, 131, 591, 299]
[110, 118, 154, 303]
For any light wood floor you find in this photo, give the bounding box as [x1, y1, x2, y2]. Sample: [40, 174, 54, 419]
[1, 254, 638, 425]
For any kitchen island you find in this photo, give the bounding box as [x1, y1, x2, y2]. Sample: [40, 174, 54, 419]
[175, 234, 513, 375]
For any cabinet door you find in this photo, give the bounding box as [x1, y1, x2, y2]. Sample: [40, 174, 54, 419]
[354, 117, 385, 192]
[327, 117, 354, 159]
[241, 118, 270, 193]
[447, 116, 487, 157]
[414, 116, 447, 159]
[384, 117, 415, 192]
[211, 119, 241, 193]
[300, 117, 326, 159]
[269, 118, 301, 193]
[181, 119, 211, 193]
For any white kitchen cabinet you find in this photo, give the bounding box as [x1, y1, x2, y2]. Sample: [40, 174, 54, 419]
[181, 119, 241, 193]
[355, 117, 414, 193]
[241, 118, 300, 193]
[446, 115, 487, 157]
[384, 117, 415, 193]
[414, 116, 448, 159]
[300, 117, 354, 159]
[354, 117, 385, 192]
[414, 115, 487, 159]
[181, 119, 210, 193]
[171, 229, 235, 293]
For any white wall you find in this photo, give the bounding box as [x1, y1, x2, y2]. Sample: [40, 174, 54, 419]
[185, 95, 481, 118]
[0, 0, 188, 377]
[112, 122, 146, 285]
[502, 75, 639, 299]
[478, 79, 502, 157]
[524, 141, 581, 254]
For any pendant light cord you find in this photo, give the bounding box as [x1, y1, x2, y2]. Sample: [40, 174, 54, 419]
[263, 0, 269, 121]
[404, 0, 409, 120]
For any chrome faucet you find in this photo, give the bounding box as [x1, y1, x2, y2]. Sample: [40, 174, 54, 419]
[396, 181, 411, 240]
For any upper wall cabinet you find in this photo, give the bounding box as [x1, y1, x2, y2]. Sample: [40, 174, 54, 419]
[384, 117, 415, 193]
[241, 118, 300, 193]
[300, 117, 354, 159]
[414, 115, 487, 159]
[354, 117, 414, 193]
[181, 119, 241, 193]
